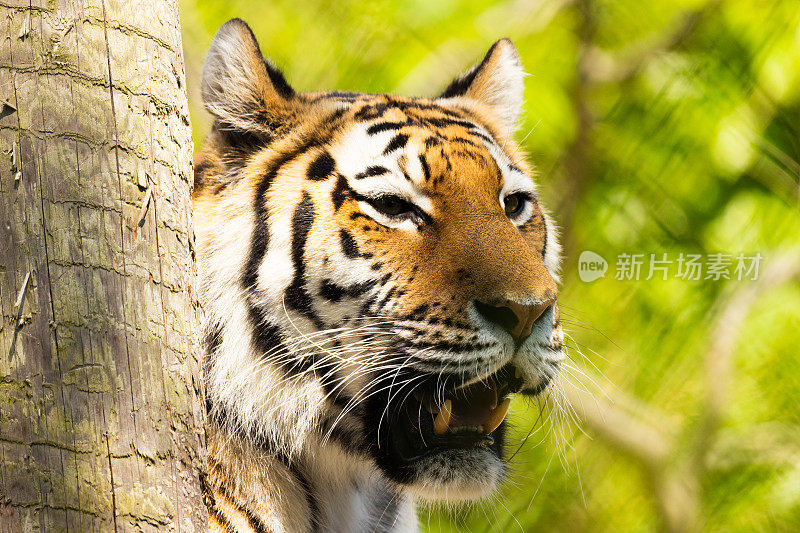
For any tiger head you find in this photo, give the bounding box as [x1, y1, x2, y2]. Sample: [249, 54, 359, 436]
[195, 19, 563, 503]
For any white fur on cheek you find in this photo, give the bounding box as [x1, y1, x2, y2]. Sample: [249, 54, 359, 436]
[542, 212, 562, 283]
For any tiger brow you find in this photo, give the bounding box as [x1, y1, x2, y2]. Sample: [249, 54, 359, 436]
[354, 166, 390, 180]
[382, 134, 409, 156]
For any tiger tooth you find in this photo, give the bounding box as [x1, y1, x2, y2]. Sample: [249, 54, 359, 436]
[433, 399, 452, 435]
[483, 398, 511, 435]
[515, 367, 522, 379]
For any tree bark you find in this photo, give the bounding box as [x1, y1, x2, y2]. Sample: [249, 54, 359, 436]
[0, 0, 206, 531]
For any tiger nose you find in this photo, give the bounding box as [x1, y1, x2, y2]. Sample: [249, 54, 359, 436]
[474, 298, 556, 343]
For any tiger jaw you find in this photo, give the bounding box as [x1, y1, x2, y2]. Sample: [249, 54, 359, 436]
[368, 344, 560, 501]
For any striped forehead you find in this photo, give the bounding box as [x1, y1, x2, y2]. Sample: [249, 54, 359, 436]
[333, 121, 428, 185]
[329, 102, 526, 196]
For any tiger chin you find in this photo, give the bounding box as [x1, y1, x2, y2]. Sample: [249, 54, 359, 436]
[194, 18, 565, 533]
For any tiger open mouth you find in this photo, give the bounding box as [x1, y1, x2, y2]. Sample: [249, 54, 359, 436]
[385, 363, 527, 464]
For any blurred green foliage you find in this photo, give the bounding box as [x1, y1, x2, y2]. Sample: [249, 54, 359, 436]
[180, 1, 800, 530]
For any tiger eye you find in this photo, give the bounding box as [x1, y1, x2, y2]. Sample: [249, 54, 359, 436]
[373, 195, 407, 217]
[504, 194, 525, 217]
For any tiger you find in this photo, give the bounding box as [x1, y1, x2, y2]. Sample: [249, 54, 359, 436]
[193, 18, 564, 533]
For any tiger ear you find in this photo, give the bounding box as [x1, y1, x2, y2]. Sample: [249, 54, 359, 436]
[201, 19, 295, 139]
[439, 39, 524, 135]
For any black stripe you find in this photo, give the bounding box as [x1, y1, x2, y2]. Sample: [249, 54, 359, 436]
[307, 150, 336, 181]
[402, 337, 493, 352]
[200, 473, 238, 533]
[242, 170, 276, 291]
[326, 107, 349, 123]
[450, 136, 481, 148]
[339, 229, 360, 258]
[319, 279, 371, 302]
[358, 293, 380, 318]
[319, 280, 346, 302]
[424, 136, 442, 147]
[408, 303, 429, 319]
[354, 165, 389, 180]
[366, 121, 406, 135]
[541, 220, 548, 259]
[354, 103, 389, 120]
[240, 154, 307, 374]
[248, 306, 288, 360]
[317, 90, 360, 101]
[374, 286, 397, 312]
[423, 116, 479, 130]
[285, 192, 325, 329]
[382, 133, 409, 155]
[418, 154, 430, 181]
[331, 174, 349, 211]
[215, 480, 274, 533]
[471, 130, 495, 144]
[400, 101, 465, 117]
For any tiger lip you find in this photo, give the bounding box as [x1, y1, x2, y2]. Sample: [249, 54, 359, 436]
[414, 376, 513, 437]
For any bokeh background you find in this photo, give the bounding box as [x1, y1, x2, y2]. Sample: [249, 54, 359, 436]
[179, 1, 800, 531]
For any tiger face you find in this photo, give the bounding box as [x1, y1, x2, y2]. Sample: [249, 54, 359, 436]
[195, 19, 563, 505]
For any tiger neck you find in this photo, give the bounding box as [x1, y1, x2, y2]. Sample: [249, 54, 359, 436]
[200, 280, 419, 530]
[205, 401, 418, 533]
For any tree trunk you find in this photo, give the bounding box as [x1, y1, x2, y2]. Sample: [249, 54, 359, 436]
[0, 1, 206, 531]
